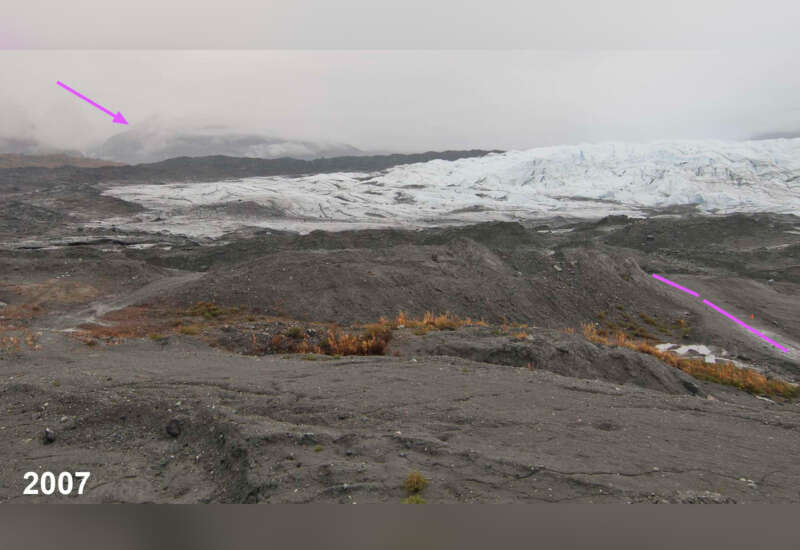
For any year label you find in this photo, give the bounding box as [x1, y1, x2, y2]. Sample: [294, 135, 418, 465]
[23, 471, 90, 495]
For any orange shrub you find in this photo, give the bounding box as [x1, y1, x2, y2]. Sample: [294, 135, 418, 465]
[580, 323, 799, 399]
[321, 330, 389, 356]
[404, 471, 429, 494]
[393, 311, 488, 331]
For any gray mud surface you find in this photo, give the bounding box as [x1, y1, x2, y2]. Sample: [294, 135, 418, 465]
[1, 160, 799, 503]
[2, 336, 799, 503]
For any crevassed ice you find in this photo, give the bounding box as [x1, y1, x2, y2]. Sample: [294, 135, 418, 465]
[103, 139, 800, 236]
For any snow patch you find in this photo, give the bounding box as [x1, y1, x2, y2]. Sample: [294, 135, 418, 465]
[675, 345, 713, 356]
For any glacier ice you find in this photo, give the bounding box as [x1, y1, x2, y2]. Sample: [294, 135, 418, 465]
[104, 138, 800, 237]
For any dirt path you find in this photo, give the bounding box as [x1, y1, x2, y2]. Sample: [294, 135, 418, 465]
[48, 270, 204, 330]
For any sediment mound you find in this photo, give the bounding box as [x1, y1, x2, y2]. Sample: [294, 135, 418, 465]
[163, 232, 683, 328]
[392, 327, 703, 395]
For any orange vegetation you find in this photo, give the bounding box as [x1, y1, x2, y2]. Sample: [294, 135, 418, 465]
[290, 328, 391, 357]
[581, 323, 799, 399]
[75, 306, 178, 344]
[389, 311, 488, 332]
[0, 331, 40, 353]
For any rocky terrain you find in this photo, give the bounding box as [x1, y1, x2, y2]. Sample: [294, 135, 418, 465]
[0, 149, 799, 503]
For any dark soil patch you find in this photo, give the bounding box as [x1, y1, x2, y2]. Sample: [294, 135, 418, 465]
[390, 326, 704, 395]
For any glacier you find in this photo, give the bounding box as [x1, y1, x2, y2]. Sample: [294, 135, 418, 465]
[102, 139, 800, 237]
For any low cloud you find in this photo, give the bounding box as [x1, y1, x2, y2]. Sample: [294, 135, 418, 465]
[1, 50, 799, 157]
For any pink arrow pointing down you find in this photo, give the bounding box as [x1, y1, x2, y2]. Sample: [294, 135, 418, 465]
[57, 81, 128, 125]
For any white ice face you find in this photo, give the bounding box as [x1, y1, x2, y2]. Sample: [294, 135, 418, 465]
[102, 138, 800, 237]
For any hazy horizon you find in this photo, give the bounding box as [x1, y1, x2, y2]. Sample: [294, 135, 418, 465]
[2, 50, 800, 157]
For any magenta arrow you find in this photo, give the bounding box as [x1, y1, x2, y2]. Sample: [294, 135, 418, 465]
[57, 81, 128, 125]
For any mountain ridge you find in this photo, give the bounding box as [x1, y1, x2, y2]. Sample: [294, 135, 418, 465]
[89, 127, 364, 164]
[0, 149, 502, 185]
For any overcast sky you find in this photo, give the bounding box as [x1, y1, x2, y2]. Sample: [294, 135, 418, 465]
[5, 1, 799, 50]
[2, 1, 799, 154]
